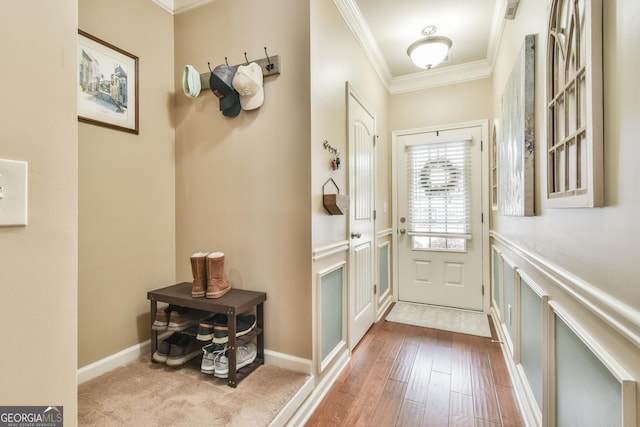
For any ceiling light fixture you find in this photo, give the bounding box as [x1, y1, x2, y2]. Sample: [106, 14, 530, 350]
[407, 25, 452, 69]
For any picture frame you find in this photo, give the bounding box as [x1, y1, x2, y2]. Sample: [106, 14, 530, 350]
[77, 30, 139, 134]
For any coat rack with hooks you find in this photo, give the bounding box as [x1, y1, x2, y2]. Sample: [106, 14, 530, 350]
[198, 47, 281, 91]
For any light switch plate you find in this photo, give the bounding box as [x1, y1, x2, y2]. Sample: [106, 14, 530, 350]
[0, 158, 28, 226]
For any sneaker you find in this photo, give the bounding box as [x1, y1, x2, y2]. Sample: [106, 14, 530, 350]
[152, 305, 173, 331]
[213, 342, 257, 378]
[152, 333, 183, 363]
[166, 334, 204, 367]
[196, 314, 227, 341]
[167, 306, 201, 332]
[200, 343, 226, 374]
[212, 314, 257, 344]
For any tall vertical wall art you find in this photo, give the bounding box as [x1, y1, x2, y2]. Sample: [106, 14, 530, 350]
[499, 34, 535, 216]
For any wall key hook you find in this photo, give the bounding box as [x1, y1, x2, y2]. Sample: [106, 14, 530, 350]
[264, 47, 274, 71]
[323, 140, 341, 170]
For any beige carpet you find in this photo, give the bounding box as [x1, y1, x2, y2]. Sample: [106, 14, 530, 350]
[386, 302, 491, 338]
[78, 356, 309, 426]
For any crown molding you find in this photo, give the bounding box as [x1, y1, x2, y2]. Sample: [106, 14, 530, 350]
[332, 0, 506, 94]
[487, 0, 508, 67]
[151, 0, 215, 15]
[331, 0, 393, 91]
[389, 60, 493, 94]
[151, 0, 173, 14]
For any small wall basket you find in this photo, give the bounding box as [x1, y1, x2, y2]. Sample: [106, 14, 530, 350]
[322, 178, 350, 215]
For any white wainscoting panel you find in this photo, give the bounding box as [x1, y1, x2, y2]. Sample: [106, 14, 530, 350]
[490, 232, 639, 427]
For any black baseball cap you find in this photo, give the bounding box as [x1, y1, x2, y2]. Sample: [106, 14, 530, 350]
[209, 64, 241, 118]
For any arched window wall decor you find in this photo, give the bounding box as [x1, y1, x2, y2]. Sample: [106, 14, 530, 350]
[546, 0, 603, 207]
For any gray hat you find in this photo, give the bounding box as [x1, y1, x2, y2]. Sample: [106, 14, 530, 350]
[209, 64, 241, 118]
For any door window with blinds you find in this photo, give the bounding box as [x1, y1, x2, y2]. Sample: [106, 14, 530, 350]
[406, 138, 472, 252]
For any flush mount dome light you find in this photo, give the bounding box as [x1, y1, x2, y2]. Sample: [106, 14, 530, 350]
[407, 25, 452, 69]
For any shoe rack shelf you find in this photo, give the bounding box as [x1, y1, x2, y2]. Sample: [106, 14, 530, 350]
[147, 282, 266, 388]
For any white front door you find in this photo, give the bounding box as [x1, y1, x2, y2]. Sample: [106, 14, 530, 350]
[348, 85, 376, 350]
[395, 123, 484, 310]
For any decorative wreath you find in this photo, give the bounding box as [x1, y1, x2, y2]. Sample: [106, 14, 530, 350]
[420, 159, 461, 194]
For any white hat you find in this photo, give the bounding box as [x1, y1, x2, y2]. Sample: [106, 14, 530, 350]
[182, 65, 201, 98]
[232, 62, 264, 110]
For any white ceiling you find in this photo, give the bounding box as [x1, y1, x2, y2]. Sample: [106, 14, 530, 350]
[154, 0, 511, 93]
[335, 0, 509, 93]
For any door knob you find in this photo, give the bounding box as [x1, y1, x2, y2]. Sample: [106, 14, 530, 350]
[351, 232, 362, 239]
[399, 228, 406, 234]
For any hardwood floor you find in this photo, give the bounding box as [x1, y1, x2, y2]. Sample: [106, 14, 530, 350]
[305, 308, 524, 427]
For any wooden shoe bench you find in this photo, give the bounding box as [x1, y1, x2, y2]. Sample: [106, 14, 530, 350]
[147, 282, 266, 387]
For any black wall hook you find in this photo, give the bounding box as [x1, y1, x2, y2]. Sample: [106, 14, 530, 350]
[244, 52, 249, 65]
[264, 47, 274, 71]
[225, 57, 229, 66]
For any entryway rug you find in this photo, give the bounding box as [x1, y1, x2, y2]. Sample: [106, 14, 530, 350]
[78, 355, 309, 426]
[386, 302, 491, 338]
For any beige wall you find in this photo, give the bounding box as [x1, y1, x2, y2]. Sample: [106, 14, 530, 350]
[78, 0, 176, 367]
[0, 0, 78, 421]
[174, 0, 312, 359]
[491, 0, 640, 313]
[311, 0, 391, 247]
[390, 78, 493, 132]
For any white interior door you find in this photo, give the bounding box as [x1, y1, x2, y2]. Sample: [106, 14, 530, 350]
[348, 86, 376, 350]
[395, 124, 484, 310]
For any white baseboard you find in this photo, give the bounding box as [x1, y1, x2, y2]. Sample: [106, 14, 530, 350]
[264, 349, 312, 374]
[270, 376, 315, 427]
[78, 336, 312, 384]
[282, 350, 350, 427]
[377, 295, 394, 321]
[77, 336, 156, 384]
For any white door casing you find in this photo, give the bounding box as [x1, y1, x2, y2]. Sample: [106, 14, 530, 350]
[394, 122, 486, 311]
[347, 84, 376, 350]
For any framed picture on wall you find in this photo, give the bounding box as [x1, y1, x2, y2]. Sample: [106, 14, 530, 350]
[77, 30, 139, 134]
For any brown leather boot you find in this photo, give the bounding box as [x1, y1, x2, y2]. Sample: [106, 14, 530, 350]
[190, 252, 208, 298]
[206, 252, 231, 298]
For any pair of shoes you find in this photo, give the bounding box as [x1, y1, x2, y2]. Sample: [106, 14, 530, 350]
[213, 342, 258, 379]
[151, 305, 173, 330]
[153, 333, 204, 366]
[190, 252, 232, 299]
[195, 313, 227, 341]
[153, 305, 202, 332]
[167, 307, 202, 331]
[212, 313, 256, 344]
[200, 343, 226, 374]
[196, 313, 256, 342]
[152, 333, 182, 362]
